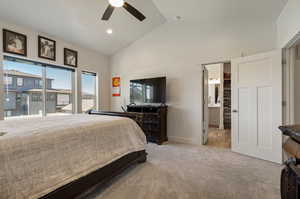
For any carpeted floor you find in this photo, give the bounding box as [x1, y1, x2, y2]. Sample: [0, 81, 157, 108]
[79, 143, 282, 199]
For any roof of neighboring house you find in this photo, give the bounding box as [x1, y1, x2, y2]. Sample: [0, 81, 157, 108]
[62, 99, 95, 112]
[4, 70, 53, 80]
[4, 69, 42, 79]
[5, 88, 93, 96]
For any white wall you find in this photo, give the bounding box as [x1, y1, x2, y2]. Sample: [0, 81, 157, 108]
[295, 58, 300, 123]
[277, 0, 300, 48]
[0, 20, 110, 119]
[110, 20, 277, 144]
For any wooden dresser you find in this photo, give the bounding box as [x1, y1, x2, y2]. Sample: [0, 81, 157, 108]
[127, 105, 168, 145]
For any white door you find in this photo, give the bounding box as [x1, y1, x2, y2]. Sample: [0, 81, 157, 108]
[202, 66, 209, 145]
[231, 50, 282, 163]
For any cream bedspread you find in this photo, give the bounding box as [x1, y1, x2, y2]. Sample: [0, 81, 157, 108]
[0, 114, 146, 199]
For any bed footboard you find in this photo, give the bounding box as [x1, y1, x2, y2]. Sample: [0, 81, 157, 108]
[40, 150, 147, 199]
[88, 110, 144, 129]
[88, 110, 136, 119]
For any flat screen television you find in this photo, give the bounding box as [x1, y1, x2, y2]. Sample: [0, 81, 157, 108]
[130, 77, 166, 104]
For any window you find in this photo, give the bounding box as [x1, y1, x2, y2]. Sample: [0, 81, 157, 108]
[57, 94, 70, 106]
[3, 57, 43, 118]
[47, 93, 56, 101]
[5, 111, 12, 117]
[46, 66, 74, 115]
[4, 76, 12, 85]
[32, 93, 43, 102]
[2, 56, 75, 118]
[145, 85, 153, 101]
[81, 72, 97, 112]
[34, 79, 42, 88]
[17, 78, 23, 86]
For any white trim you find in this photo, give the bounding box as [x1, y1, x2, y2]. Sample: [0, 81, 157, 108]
[284, 31, 300, 49]
[79, 70, 98, 112]
[283, 47, 297, 125]
[201, 61, 230, 146]
[290, 47, 296, 124]
[75, 70, 82, 113]
[42, 66, 47, 117]
[219, 63, 224, 130]
[201, 65, 208, 145]
[96, 73, 100, 111]
[3, 53, 76, 71]
[0, 54, 4, 120]
[71, 71, 76, 114]
[202, 60, 231, 66]
[283, 49, 291, 125]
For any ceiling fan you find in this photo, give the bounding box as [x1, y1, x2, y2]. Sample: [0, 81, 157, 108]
[102, 0, 146, 21]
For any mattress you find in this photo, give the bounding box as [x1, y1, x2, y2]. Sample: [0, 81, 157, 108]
[0, 114, 146, 199]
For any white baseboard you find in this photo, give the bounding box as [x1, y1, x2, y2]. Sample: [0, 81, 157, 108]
[168, 136, 199, 146]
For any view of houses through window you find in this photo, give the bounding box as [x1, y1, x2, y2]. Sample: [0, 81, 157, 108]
[46, 66, 73, 115]
[3, 57, 75, 118]
[81, 71, 97, 112]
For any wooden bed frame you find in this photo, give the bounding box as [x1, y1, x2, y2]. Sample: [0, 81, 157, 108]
[40, 111, 147, 199]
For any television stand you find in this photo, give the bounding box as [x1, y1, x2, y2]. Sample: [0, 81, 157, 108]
[127, 105, 168, 145]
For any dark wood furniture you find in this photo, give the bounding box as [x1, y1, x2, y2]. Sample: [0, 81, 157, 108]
[40, 112, 147, 199]
[280, 125, 300, 144]
[279, 125, 300, 199]
[89, 105, 168, 145]
[127, 105, 168, 145]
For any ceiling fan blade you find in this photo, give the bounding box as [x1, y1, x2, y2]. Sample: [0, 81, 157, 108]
[123, 2, 146, 21]
[102, 5, 115, 20]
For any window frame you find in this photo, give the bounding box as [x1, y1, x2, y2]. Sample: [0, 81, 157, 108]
[2, 56, 76, 118]
[17, 77, 23, 86]
[81, 71, 98, 113]
[4, 76, 13, 85]
[45, 65, 75, 115]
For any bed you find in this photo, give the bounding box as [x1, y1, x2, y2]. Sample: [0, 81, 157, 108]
[0, 113, 147, 199]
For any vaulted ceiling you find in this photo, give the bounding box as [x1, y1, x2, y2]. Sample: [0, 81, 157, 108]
[0, 0, 287, 55]
[152, 0, 287, 22]
[0, 0, 165, 55]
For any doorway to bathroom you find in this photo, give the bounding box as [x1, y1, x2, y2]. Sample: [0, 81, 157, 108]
[202, 62, 231, 149]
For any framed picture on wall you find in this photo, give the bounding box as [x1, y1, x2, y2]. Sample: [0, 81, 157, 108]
[64, 48, 78, 67]
[112, 77, 121, 97]
[38, 36, 56, 61]
[3, 29, 27, 56]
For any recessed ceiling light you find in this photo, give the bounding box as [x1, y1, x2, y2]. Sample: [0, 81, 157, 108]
[106, 29, 113, 34]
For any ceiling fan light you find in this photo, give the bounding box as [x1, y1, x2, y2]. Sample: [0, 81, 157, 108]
[109, 0, 124, 7]
[106, 29, 113, 34]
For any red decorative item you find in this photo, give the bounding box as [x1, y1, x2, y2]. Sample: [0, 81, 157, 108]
[112, 77, 121, 97]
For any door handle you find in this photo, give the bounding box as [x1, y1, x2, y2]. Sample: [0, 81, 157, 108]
[232, 110, 238, 113]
